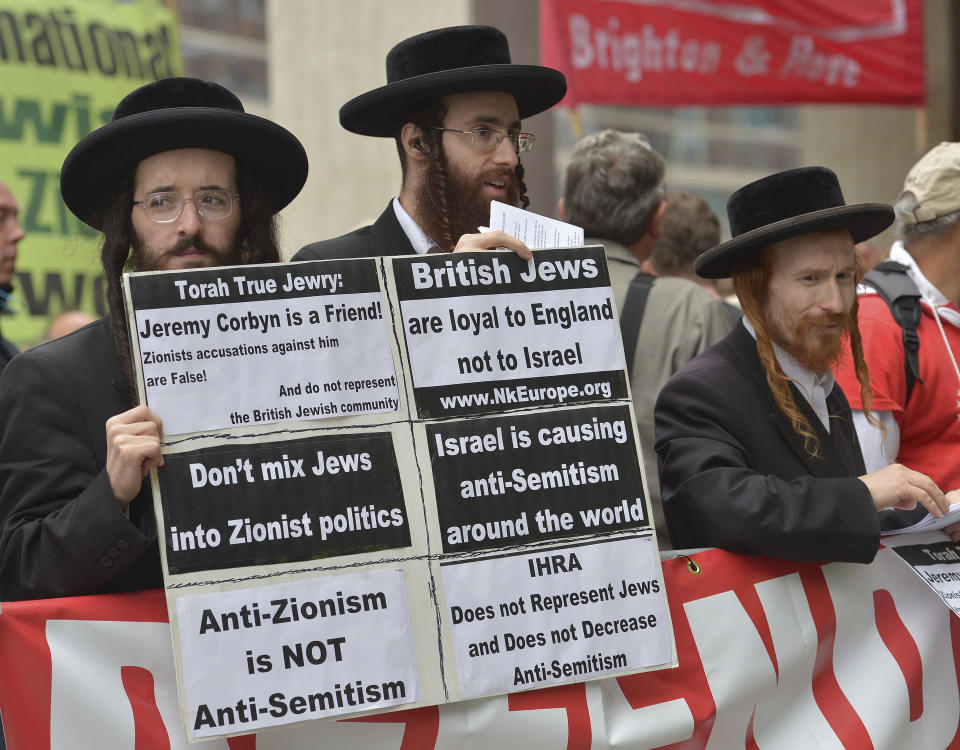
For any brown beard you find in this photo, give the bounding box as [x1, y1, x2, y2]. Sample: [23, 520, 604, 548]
[780, 311, 853, 373]
[131, 232, 244, 272]
[419, 157, 520, 251]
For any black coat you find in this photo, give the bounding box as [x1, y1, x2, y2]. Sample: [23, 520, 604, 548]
[654, 323, 883, 563]
[0, 294, 18, 375]
[0, 333, 16, 376]
[0, 319, 160, 600]
[293, 202, 415, 261]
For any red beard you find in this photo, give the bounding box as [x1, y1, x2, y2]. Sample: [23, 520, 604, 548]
[782, 311, 854, 373]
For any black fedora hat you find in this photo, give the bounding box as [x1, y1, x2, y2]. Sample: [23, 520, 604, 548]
[340, 25, 567, 137]
[695, 167, 893, 278]
[61, 77, 308, 230]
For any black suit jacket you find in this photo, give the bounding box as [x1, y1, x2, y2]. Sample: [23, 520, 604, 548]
[293, 202, 415, 261]
[654, 323, 883, 563]
[0, 319, 160, 600]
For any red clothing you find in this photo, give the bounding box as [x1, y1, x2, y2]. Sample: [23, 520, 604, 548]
[835, 293, 960, 489]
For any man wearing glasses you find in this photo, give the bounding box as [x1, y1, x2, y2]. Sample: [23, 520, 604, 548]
[0, 77, 308, 600]
[294, 25, 566, 261]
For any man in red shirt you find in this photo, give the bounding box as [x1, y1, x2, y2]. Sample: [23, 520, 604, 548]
[834, 143, 960, 533]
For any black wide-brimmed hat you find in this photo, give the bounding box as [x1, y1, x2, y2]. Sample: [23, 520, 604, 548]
[340, 25, 567, 137]
[695, 167, 893, 278]
[61, 77, 308, 230]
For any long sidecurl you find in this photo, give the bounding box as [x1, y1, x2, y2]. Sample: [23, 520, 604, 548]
[515, 159, 530, 210]
[97, 175, 138, 405]
[734, 251, 822, 457]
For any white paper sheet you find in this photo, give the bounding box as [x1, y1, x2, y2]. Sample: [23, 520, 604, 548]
[485, 201, 584, 249]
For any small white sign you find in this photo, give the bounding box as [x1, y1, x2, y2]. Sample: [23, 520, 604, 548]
[176, 568, 420, 738]
[886, 532, 960, 615]
[911, 562, 960, 608]
[128, 262, 402, 435]
[487, 201, 584, 248]
[135, 292, 399, 435]
[441, 536, 672, 698]
[401, 287, 621, 388]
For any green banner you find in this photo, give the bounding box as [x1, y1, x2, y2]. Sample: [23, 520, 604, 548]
[0, 0, 180, 347]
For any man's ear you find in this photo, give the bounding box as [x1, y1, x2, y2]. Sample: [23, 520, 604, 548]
[401, 123, 429, 160]
[647, 200, 668, 240]
[557, 197, 567, 221]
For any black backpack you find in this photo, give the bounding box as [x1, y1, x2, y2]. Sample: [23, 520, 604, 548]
[861, 260, 924, 402]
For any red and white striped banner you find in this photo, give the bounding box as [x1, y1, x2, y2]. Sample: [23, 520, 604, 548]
[1, 545, 958, 748]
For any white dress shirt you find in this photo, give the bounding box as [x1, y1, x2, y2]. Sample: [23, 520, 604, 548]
[392, 196, 439, 254]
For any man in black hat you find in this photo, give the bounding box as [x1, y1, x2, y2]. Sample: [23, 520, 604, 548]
[294, 25, 566, 261]
[654, 167, 953, 563]
[0, 77, 308, 600]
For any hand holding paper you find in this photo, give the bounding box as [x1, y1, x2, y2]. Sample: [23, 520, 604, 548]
[483, 200, 584, 249]
[881, 500, 960, 536]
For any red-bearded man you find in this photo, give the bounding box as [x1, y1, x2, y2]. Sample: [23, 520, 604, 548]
[654, 167, 955, 563]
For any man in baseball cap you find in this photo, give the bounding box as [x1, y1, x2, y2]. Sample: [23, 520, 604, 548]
[654, 166, 953, 562]
[295, 25, 566, 261]
[0, 77, 308, 600]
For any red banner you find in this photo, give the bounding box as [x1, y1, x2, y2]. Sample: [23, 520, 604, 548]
[1, 546, 959, 748]
[540, 0, 925, 107]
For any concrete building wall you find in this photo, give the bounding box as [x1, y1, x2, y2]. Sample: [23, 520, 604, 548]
[797, 105, 918, 250]
[797, 0, 955, 250]
[268, 0, 470, 258]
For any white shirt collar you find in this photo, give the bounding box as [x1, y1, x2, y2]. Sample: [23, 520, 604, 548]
[392, 196, 440, 254]
[741, 316, 835, 432]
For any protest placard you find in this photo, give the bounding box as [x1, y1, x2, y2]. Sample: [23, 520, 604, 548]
[884, 531, 960, 615]
[123, 248, 673, 741]
[440, 535, 670, 698]
[177, 568, 421, 737]
[391, 246, 628, 417]
[126, 259, 401, 435]
[157, 432, 409, 574]
[426, 405, 645, 553]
